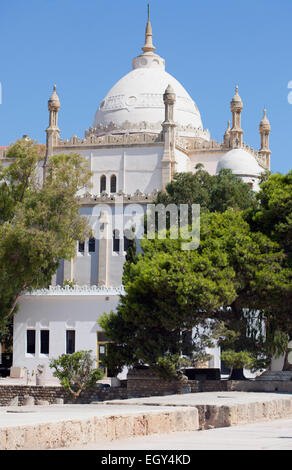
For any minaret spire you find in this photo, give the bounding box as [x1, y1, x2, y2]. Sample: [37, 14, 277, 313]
[44, 84, 61, 179]
[230, 85, 243, 148]
[142, 4, 155, 54]
[259, 108, 271, 169]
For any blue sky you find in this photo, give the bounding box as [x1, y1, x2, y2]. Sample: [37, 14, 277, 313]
[0, 0, 291, 173]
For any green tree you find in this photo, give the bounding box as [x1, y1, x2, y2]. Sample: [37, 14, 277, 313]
[221, 350, 254, 379]
[0, 138, 92, 331]
[100, 211, 283, 378]
[249, 171, 292, 369]
[156, 167, 256, 214]
[50, 350, 104, 399]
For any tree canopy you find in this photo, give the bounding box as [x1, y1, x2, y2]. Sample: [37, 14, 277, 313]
[100, 210, 285, 377]
[156, 166, 257, 213]
[101, 167, 292, 377]
[0, 138, 91, 332]
[249, 171, 292, 368]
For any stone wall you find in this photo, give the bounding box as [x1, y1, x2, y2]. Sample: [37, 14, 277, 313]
[127, 368, 292, 396]
[0, 408, 200, 450]
[2, 377, 292, 406]
[227, 380, 292, 393]
[127, 367, 190, 397]
[0, 385, 127, 406]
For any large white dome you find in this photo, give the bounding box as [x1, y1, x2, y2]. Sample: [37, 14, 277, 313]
[92, 18, 209, 139]
[216, 148, 263, 177]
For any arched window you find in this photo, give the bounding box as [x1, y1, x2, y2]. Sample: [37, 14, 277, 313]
[113, 230, 120, 253]
[110, 174, 117, 193]
[100, 175, 106, 193]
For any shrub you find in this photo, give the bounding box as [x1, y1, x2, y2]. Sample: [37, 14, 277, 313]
[50, 350, 104, 399]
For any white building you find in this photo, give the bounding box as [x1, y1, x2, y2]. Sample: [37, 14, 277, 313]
[10, 11, 271, 378]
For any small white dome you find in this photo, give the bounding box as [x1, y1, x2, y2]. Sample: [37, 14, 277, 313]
[216, 148, 263, 177]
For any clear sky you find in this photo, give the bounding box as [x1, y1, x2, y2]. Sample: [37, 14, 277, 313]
[1, 0, 292, 173]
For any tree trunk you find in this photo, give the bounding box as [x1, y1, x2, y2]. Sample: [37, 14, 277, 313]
[229, 368, 247, 380]
[8, 284, 27, 318]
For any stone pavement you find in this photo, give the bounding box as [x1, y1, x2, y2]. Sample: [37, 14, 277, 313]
[102, 391, 292, 429]
[65, 417, 292, 450]
[103, 390, 292, 406]
[0, 403, 199, 450]
[1, 392, 292, 449]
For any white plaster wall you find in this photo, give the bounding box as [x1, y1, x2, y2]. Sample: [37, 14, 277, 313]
[63, 146, 164, 196]
[175, 149, 189, 173]
[54, 203, 147, 287]
[240, 176, 261, 192]
[188, 151, 225, 175]
[13, 295, 120, 378]
[271, 355, 285, 371]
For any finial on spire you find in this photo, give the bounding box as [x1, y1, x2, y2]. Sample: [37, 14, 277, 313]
[142, 4, 155, 54]
[48, 84, 60, 110]
[259, 107, 271, 132]
[231, 84, 243, 107]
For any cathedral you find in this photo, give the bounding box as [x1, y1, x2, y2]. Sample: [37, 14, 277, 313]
[3, 10, 271, 379]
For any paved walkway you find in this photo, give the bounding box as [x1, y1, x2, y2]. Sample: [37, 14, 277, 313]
[1, 392, 292, 449]
[102, 391, 292, 406]
[0, 403, 187, 428]
[63, 417, 292, 450]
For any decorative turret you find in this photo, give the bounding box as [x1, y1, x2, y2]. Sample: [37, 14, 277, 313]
[48, 85, 60, 114]
[161, 84, 176, 188]
[223, 120, 231, 147]
[163, 84, 176, 122]
[230, 85, 243, 148]
[259, 108, 271, 168]
[44, 85, 61, 178]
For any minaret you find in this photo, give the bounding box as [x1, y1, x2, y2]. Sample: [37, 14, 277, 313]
[223, 120, 231, 147]
[162, 84, 176, 189]
[44, 85, 60, 178]
[230, 85, 243, 148]
[259, 108, 271, 169]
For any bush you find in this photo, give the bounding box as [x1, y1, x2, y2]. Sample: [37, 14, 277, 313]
[50, 350, 104, 399]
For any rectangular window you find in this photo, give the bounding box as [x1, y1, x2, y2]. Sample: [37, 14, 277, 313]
[40, 330, 49, 355]
[78, 241, 85, 253]
[124, 235, 131, 252]
[113, 230, 120, 253]
[88, 238, 95, 253]
[66, 330, 75, 354]
[27, 330, 36, 354]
